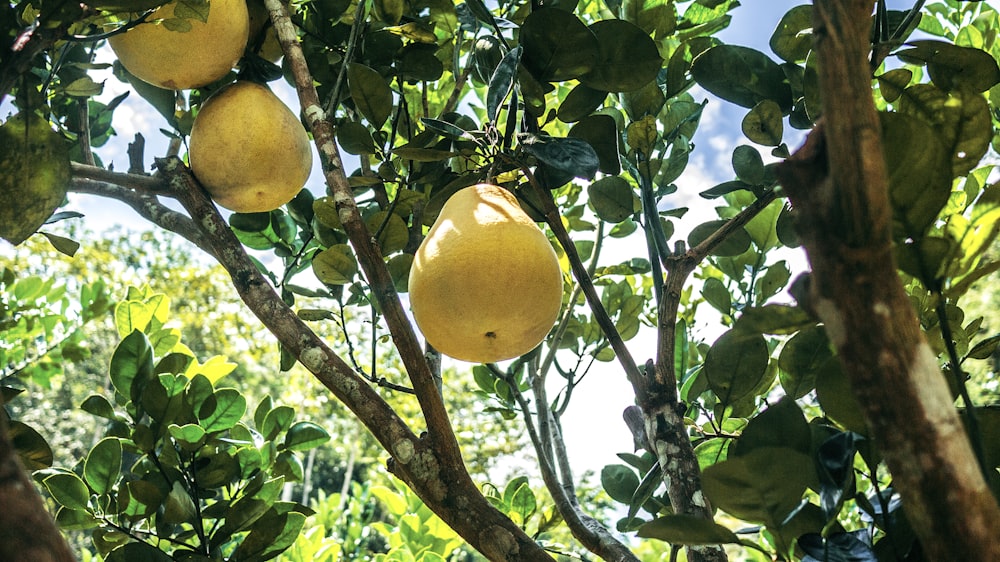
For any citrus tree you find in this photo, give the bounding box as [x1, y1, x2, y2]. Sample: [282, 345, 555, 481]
[3, 0, 1000, 560]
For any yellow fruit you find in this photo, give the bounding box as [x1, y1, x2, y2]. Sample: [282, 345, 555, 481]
[108, 0, 249, 90]
[188, 81, 312, 213]
[408, 184, 564, 363]
[247, 0, 284, 62]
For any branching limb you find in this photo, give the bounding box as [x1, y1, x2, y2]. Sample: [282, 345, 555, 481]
[774, 1, 1000, 559]
[68, 171, 214, 256]
[263, 2, 553, 559]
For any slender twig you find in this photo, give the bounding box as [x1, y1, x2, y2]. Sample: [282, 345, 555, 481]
[323, 0, 368, 116]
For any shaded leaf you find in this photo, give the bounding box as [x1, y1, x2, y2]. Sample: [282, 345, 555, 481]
[580, 19, 662, 92]
[487, 45, 522, 122]
[588, 176, 637, 223]
[769, 5, 812, 63]
[312, 245, 358, 285]
[520, 9, 597, 82]
[702, 446, 813, 524]
[742, 99, 783, 146]
[348, 63, 393, 129]
[703, 329, 770, 405]
[898, 40, 1000, 92]
[569, 114, 620, 175]
[691, 45, 793, 112]
[520, 133, 600, 180]
[601, 464, 640, 503]
[638, 514, 740, 545]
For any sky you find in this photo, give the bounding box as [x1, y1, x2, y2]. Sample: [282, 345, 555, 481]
[9, 1, 806, 477]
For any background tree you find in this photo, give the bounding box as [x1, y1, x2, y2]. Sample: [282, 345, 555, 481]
[3, 0, 1000, 560]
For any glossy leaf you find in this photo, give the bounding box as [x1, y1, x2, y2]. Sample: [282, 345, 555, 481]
[691, 45, 793, 112]
[622, 0, 677, 37]
[703, 329, 770, 405]
[520, 9, 597, 82]
[43, 472, 91, 511]
[8, 420, 54, 470]
[558, 83, 608, 123]
[601, 464, 640, 503]
[687, 220, 752, 256]
[638, 514, 740, 545]
[338, 121, 379, 155]
[880, 111, 952, 237]
[579, 19, 662, 92]
[109, 330, 154, 404]
[778, 325, 832, 399]
[487, 45, 522, 122]
[569, 114, 621, 175]
[520, 133, 600, 180]
[731, 398, 811, 458]
[198, 388, 247, 433]
[701, 446, 813, 524]
[742, 99, 783, 146]
[588, 176, 637, 223]
[898, 40, 1000, 92]
[312, 245, 359, 285]
[348, 63, 393, 129]
[769, 5, 812, 62]
[84, 437, 122, 496]
[283, 421, 330, 451]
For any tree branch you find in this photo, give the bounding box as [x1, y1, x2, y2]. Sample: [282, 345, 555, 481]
[262, 2, 554, 558]
[775, 0, 1000, 559]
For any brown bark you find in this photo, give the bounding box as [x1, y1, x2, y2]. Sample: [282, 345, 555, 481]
[776, 1, 1000, 559]
[0, 415, 76, 562]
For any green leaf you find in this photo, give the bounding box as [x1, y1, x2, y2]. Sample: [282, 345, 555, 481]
[588, 176, 637, 223]
[622, 0, 677, 37]
[703, 329, 770, 405]
[769, 5, 812, 63]
[84, 437, 122, 496]
[732, 145, 765, 185]
[487, 45, 522, 122]
[43, 472, 91, 510]
[691, 45, 793, 112]
[701, 446, 813, 524]
[262, 405, 296, 441]
[742, 100, 784, 146]
[701, 277, 731, 314]
[898, 40, 1000, 92]
[568, 116, 620, 178]
[312, 245, 358, 285]
[283, 421, 330, 451]
[898, 84, 992, 177]
[231, 511, 308, 562]
[0, 113, 70, 245]
[520, 8, 597, 82]
[967, 334, 1000, 360]
[601, 464, 640, 504]
[638, 514, 740, 545]
[520, 133, 600, 180]
[687, 220, 752, 256]
[198, 388, 247, 433]
[579, 19, 662, 92]
[778, 325, 832, 399]
[338, 121, 379, 155]
[731, 398, 811, 458]
[366, 211, 409, 255]
[880, 111, 952, 237]
[109, 330, 154, 405]
[559, 84, 609, 123]
[40, 232, 80, 257]
[169, 423, 208, 449]
[105, 542, 174, 562]
[815, 358, 868, 434]
[8, 420, 54, 470]
[348, 63, 393, 129]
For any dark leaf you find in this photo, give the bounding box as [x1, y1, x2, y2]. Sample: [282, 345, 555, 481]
[691, 45, 793, 112]
[579, 19, 662, 92]
[638, 514, 740, 545]
[588, 176, 637, 223]
[732, 397, 811, 458]
[487, 45, 522, 122]
[898, 40, 1000, 92]
[601, 464, 640, 504]
[703, 329, 770, 405]
[338, 121, 379, 155]
[742, 99, 784, 146]
[520, 133, 600, 180]
[702, 446, 813, 524]
[569, 114, 620, 175]
[520, 8, 597, 82]
[769, 5, 812, 62]
[347, 63, 393, 129]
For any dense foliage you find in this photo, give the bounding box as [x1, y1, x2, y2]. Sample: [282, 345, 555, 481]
[3, 0, 1000, 560]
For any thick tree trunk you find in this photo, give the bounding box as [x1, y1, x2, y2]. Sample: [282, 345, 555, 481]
[0, 415, 76, 562]
[776, 1, 1000, 559]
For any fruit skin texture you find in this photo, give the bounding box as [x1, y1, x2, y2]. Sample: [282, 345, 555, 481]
[408, 184, 564, 363]
[108, 0, 249, 90]
[188, 81, 313, 213]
